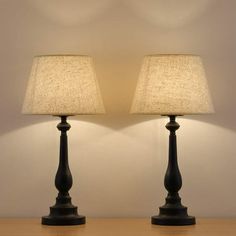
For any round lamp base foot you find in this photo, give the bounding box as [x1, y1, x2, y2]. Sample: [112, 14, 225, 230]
[152, 215, 196, 226]
[42, 215, 86, 226]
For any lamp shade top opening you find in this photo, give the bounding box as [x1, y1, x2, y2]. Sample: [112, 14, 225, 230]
[22, 55, 105, 115]
[131, 54, 214, 115]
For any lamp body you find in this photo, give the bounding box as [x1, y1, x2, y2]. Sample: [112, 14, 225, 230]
[22, 55, 105, 225]
[131, 54, 214, 225]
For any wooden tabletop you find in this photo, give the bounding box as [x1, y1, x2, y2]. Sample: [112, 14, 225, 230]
[0, 218, 236, 236]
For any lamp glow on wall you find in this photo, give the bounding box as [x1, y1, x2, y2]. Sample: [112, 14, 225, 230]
[131, 54, 214, 225]
[22, 55, 105, 225]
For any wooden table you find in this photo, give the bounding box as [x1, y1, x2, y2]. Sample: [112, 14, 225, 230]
[0, 218, 235, 236]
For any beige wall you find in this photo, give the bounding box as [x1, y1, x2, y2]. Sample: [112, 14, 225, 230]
[0, 0, 235, 217]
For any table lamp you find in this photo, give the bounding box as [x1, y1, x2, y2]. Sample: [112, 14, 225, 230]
[131, 54, 214, 225]
[22, 55, 105, 225]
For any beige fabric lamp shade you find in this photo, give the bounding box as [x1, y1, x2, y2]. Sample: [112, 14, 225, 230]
[131, 54, 214, 115]
[22, 55, 105, 115]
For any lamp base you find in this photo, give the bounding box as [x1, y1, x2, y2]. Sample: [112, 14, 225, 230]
[152, 215, 195, 226]
[42, 204, 86, 226]
[152, 116, 196, 226]
[152, 204, 195, 226]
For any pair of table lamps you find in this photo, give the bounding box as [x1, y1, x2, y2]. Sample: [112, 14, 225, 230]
[22, 54, 214, 226]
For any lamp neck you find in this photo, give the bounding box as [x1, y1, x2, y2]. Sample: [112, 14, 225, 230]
[55, 116, 72, 199]
[57, 116, 70, 131]
[164, 115, 182, 202]
[165, 115, 180, 134]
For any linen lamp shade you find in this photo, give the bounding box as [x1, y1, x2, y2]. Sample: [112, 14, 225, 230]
[22, 55, 105, 115]
[131, 54, 214, 115]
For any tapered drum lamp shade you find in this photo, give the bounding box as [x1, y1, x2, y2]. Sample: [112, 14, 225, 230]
[23, 55, 104, 115]
[22, 55, 105, 225]
[131, 54, 214, 226]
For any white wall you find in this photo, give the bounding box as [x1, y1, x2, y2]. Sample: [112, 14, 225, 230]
[0, 0, 235, 217]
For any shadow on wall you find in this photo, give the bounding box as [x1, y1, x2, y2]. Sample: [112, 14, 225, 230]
[27, 0, 214, 28]
[75, 113, 236, 134]
[27, 0, 117, 26]
[124, 0, 214, 28]
[0, 112, 161, 137]
[1, 111, 234, 139]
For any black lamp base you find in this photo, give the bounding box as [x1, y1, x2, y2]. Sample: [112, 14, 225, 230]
[152, 116, 196, 226]
[152, 215, 195, 226]
[152, 206, 195, 226]
[42, 216, 86, 226]
[152, 214, 196, 226]
[152, 202, 195, 225]
[41, 116, 86, 226]
[42, 204, 86, 226]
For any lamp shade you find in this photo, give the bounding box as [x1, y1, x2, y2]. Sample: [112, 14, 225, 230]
[131, 54, 214, 115]
[22, 55, 105, 115]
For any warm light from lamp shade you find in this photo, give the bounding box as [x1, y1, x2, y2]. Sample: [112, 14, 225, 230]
[22, 55, 105, 115]
[131, 54, 214, 115]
